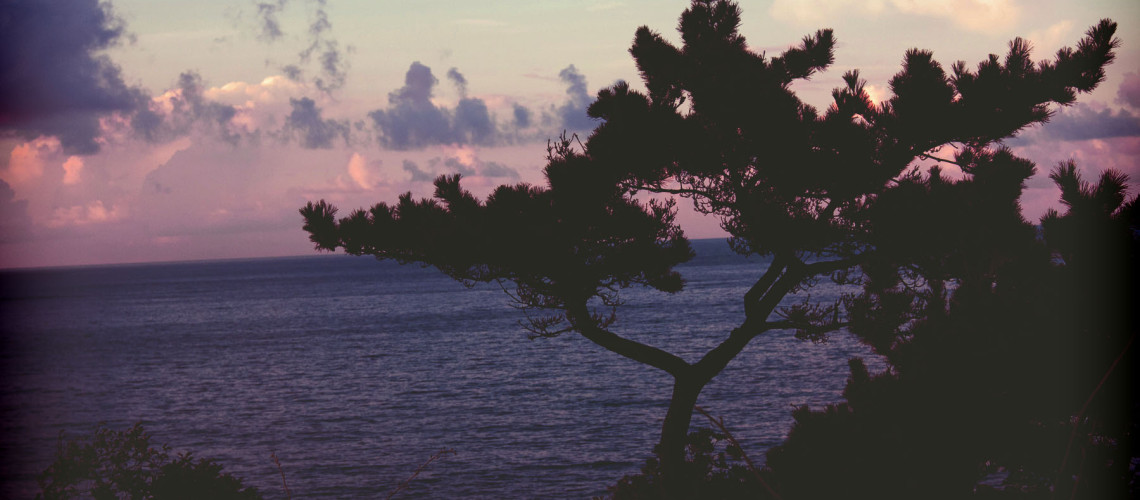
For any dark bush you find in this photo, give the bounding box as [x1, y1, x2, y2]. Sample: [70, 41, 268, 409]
[36, 423, 261, 500]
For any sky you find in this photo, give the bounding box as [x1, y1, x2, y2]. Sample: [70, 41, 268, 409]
[1, 0, 1138, 269]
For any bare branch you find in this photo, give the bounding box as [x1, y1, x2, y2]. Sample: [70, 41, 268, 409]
[385, 448, 457, 500]
[566, 302, 691, 377]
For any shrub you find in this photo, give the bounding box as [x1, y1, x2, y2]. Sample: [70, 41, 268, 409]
[36, 423, 261, 500]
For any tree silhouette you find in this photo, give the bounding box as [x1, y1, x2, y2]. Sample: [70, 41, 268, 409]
[37, 423, 261, 500]
[301, 0, 1119, 492]
[755, 159, 1137, 499]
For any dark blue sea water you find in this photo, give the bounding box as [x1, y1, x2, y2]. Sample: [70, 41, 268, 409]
[0, 239, 881, 498]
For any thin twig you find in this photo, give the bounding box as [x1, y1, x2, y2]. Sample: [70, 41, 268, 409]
[693, 405, 782, 500]
[271, 450, 292, 500]
[385, 448, 456, 500]
[919, 152, 964, 167]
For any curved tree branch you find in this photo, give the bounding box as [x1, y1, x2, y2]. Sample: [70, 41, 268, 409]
[566, 302, 692, 378]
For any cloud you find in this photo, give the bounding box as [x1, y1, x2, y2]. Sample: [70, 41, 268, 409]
[46, 200, 125, 228]
[62, 156, 84, 185]
[1031, 104, 1140, 142]
[299, 1, 351, 94]
[399, 149, 521, 184]
[481, 161, 520, 180]
[0, 0, 149, 154]
[3, 137, 60, 185]
[369, 62, 456, 149]
[283, 97, 349, 149]
[402, 159, 435, 182]
[0, 179, 32, 244]
[1117, 72, 1140, 110]
[255, 0, 287, 41]
[369, 62, 598, 149]
[438, 149, 518, 180]
[433, 156, 476, 176]
[134, 141, 322, 238]
[447, 67, 469, 97]
[892, 0, 1019, 33]
[132, 72, 240, 144]
[1012, 136, 1140, 221]
[281, 64, 304, 82]
[513, 103, 533, 128]
[454, 98, 497, 145]
[346, 152, 381, 190]
[1026, 20, 1074, 53]
[252, 0, 351, 94]
[557, 65, 596, 131]
[769, 0, 1019, 33]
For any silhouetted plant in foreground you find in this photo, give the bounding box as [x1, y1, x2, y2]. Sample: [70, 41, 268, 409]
[601, 427, 760, 500]
[301, 0, 1120, 494]
[757, 166, 1137, 499]
[37, 423, 261, 499]
[604, 166, 1137, 499]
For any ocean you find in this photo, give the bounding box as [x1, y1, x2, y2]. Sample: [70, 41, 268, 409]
[0, 239, 881, 498]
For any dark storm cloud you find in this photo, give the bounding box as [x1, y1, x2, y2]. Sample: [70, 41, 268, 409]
[284, 97, 349, 149]
[0, 0, 149, 154]
[557, 65, 596, 131]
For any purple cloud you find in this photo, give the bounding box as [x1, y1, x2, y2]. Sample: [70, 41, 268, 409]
[1116, 71, 1140, 109]
[284, 97, 350, 149]
[513, 103, 533, 128]
[369, 62, 456, 149]
[0, 0, 148, 154]
[132, 72, 239, 144]
[369, 63, 590, 149]
[257, 0, 351, 94]
[447, 67, 469, 97]
[0, 179, 32, 244]
[557, 65, 597, 131]
[1040, 104, 1140, 141]
[255, 0, 287, 41]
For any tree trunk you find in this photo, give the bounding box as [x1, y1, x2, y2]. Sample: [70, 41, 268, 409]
[657, 375, 703, 498]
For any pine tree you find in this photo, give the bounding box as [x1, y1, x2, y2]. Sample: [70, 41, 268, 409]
[301, 1, 1119, 492]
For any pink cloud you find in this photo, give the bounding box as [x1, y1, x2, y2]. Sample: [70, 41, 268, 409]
[3, 137, 62, 186]
[1117, 71, 1140, 110]
[62, 156, 84, 185]
[46, 200, 125, 228]
[1012, 136, 1140, 222]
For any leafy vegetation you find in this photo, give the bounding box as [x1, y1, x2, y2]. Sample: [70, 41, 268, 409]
[36, 423, 261, 500]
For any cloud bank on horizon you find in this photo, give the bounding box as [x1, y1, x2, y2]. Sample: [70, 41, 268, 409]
[0, 0, 1137, 268]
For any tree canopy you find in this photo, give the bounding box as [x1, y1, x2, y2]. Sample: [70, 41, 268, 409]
[302, 1, 1124, 495]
